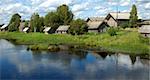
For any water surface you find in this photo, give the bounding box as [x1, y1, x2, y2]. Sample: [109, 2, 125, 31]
[0, 39, 149, 80]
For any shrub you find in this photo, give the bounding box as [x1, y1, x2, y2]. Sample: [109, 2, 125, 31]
[107, 27, 118, 36]
[139, 35, 149, 45]
[120, 22, 129, 29]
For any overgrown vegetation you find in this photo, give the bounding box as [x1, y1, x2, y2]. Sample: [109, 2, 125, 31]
[0, 30, 149, 54]
[30, 13, 44, 32]
[69, 19, 88, 35]
[8, 13, 21, 32]
[107, 27, 118, 36]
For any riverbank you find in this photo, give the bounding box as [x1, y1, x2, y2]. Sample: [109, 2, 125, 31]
[0, 30, 149, 55]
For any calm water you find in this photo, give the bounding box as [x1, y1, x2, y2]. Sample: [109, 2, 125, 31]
[0, 39, 149, 80]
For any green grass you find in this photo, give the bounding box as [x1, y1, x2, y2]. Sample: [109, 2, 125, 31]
[0, 30, 149, 54]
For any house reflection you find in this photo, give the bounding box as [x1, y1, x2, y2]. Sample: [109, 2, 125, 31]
[129, 55, 136, 65]
[92, 51, 108, 59]
[68, 49, 88, 60]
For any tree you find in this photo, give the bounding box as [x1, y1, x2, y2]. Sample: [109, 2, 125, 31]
[44, 12, 60, 33]
[8, 13, 21, 32]
[129, 4, 138, 28]
[57, 4, 73, 25]
[68, 19, 88, 35]
[24, 20, 29, 27]
[39, 17, 45, 32]
[30, 13, 43, 32]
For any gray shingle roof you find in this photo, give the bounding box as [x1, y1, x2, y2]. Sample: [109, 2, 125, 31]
[109, 12, 141, 20]
[87, 21, 103, 29]
[43, 27, 51, 32]
[141, 20, 150, 25]
[56, 25, 70, 31]
[139, 25, 150, 33]
[109, 12, 130, 19]
[1, 24, 7, 29]
[87, 17, 105, 29]
[23, 27, 29, 32]
[88, 17, 105, 21]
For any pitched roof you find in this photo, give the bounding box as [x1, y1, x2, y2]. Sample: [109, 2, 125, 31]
[43, 27, 51, 32]
[139, 25, 150, 33]
[109, 12, 130, 19]
[23, 27, 29, 32]
[87, 17, 105, 22]
[56, 25, 70, 31]
[1, 24, 7, 29]
[0, 24, 4, 27]
[87, 17, 105, 29]
[109, 12, 142, 20]
[141, 20, 150, 25]
[87, 21, 103, 29]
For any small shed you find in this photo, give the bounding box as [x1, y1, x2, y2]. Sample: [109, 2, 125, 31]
[55, 25, 70, 34]
[0, 24, 8, 31]
[23, 27, 29, 33]
[43, 27, 51, 34]
[138, 25, 150, 38]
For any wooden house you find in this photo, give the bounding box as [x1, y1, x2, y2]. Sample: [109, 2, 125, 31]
[87, 17, 108, 33]
[43, 27, 51, 34]
[0, 24, 4, 27]
[19, 21, 30, 32]
[55, 25, 70, 34]
[138, 25, 150, 38]
[105, 12, 141, 27]
[105, 12, 130, 27]
[0, 24, 8, 31]
[140, 19, 150, 25]
[23, 27, 29, 33]
[19, 22, 25, 32]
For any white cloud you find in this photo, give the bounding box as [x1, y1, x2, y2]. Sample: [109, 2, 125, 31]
[120, 2, 130, 6]
[145, 3, 150, 9]
[0, 0, 150, 24]
[72, 2, 90, 12]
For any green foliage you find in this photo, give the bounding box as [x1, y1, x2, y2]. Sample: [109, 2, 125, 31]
[0, 31, 149, 54]
[39, 17, 45, 32]
[30, 13, 44, 32]
[107, 27, 118, 36]
[44, 12, 60, 33]
[8, 22, 18, 32]
[24, 20, 29, 27]
[129, 4, 138, 28]
[57, 4, 73, 25]
[139, 35, 149, 45]
[8, 13, 21, 32]
[69, 19, 88, 35]
[120, 22, 129, 29]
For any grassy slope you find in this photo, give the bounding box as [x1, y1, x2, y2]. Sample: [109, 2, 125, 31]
[0, 30, 149, 54]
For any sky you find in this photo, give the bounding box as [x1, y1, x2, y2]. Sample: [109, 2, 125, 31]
[0, 0, 150, 24]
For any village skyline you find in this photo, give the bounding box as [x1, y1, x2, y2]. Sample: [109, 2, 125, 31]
[0, 0, 150, 24]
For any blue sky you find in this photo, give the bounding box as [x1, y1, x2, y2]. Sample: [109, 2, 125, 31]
[0, 0, 150, 24]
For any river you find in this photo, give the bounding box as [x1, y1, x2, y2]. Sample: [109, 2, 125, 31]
[0, 39, 149, 80]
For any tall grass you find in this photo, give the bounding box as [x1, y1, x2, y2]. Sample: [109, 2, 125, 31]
[0, 31, 149, 54]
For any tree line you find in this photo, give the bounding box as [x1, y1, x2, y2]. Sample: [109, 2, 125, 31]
[7, 4, 138, 35]
[8, 4, 87, 35]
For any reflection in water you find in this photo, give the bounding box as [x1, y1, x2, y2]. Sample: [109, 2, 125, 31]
[0, 39, 150, 80]
[129, 55, 136, 65]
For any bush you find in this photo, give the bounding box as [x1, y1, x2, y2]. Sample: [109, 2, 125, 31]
[139, 35, 149, 45]
[120, 22, 129, 29]
[68, 19, 88, 35]
[107, 27, 118, 36]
